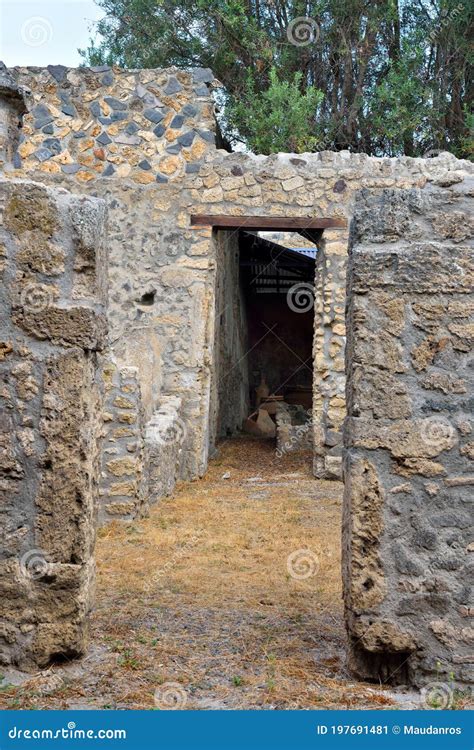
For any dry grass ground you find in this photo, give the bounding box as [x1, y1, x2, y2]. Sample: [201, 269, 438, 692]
[0, 438, 396, 709]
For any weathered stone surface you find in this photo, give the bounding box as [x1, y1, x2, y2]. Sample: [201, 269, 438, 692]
[12, 305, 107, 350]
[345, 184, 474, 687]
[343, 458, 386, 617]
[275, 403, 313, 456]
[144, 396, 185, 503]
[1, 64, 473, 686]
[98, 362, 145, 524]
[0, 178, 106, 670]
[347, 417, 457, 458]
[4, 184, 58, 236]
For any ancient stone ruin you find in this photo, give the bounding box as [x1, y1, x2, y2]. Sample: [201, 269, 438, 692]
[0, 62, 472, 687]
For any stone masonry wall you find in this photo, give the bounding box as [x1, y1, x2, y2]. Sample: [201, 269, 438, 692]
[99, 360, 146, 523]
[344, 181, 474, 686]
[275, 403, 313, 456]
[0, 178, 107, 669]
[210, 230, 250, 445]
[2, 63, 473, 508]
[2, 64, 218, 500]
[144, 395, 186, 504]
[1, 63, 473, 683]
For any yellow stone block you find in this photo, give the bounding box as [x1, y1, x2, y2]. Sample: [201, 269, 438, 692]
[132, 171, 155, 184]
[76, 170, 95, 182]
[159, 156, 181, 175]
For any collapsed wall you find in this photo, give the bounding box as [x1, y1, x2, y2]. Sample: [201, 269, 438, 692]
[344, 182, 474, 686]
[0, 178, 107, 669]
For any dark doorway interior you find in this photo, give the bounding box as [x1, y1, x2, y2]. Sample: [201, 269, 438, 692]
[211, 228, 317, 445]
[240, 232, 315, 411]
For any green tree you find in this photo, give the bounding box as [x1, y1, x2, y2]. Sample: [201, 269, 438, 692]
[82, 0, 473, 158]
[230, 68, 323, 153]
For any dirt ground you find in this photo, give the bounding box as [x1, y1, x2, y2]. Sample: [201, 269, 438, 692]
[1, 438, 403, 709]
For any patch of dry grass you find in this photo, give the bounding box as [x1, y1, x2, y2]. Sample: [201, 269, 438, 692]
[0, 438, 395, 709]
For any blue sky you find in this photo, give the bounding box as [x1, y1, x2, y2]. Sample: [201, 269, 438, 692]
[0, 0, 104, 67]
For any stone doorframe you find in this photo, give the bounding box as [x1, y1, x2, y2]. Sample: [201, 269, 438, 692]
[191, 214, 349, 481]
[312, 227, 351, 480]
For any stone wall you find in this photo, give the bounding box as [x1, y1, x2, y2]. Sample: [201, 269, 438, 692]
[210, 230, 249, 444]
[1, 62, 473, 683]
[99, 360, 146, 522]
[2, 63, 218, 498]
[275, 403, 313, 456]
[1, 63, 473, 502]
[0, 178, 107, 669]
[0, 64, 27, 169]
[344, 182, 474, 686]
[144, 395, 186, 503]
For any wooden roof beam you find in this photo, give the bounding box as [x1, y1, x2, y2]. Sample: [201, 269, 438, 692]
[190, 215, 347, 231]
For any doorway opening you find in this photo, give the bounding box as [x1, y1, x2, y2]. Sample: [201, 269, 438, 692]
[209, 224, 320, 456]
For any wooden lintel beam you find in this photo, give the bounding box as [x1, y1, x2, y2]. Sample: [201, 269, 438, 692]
[190, 215, 347, 230]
